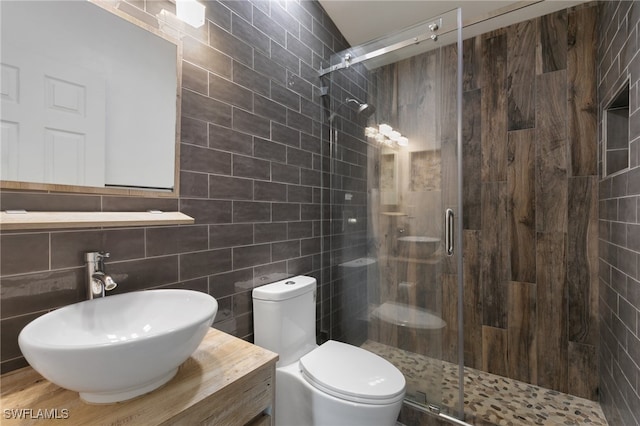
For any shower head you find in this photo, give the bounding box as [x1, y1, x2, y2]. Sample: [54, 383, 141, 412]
[328, 97, 376, 122]
[353, 100, 376, 118]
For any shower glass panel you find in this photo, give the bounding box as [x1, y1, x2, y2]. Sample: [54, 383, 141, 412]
[322, 8, 463, 420]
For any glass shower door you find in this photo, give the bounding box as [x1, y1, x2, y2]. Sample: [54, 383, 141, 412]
[323, 8, 463, 421]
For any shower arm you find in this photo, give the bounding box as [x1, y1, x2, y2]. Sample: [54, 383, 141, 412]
[332, 98, 361, 112]
[327, 97, 374, 122]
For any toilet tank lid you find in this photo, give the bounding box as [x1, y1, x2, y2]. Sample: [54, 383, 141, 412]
[252, 275, 316, 301]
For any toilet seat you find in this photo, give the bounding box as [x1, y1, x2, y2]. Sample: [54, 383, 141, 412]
[299, 340, 406, 405]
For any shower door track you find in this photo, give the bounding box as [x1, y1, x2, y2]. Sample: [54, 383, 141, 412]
[317, 0, 545, 77]
[403, 400, 471, 426]
[318, 18, 442, 77]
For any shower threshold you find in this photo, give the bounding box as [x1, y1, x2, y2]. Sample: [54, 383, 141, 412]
[361, 340, 608, 425]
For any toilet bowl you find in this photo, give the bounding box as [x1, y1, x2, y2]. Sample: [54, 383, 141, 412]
[252, 276, 406, 426]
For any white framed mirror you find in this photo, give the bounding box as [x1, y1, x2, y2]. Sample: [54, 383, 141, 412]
[0, 0, 181, 197]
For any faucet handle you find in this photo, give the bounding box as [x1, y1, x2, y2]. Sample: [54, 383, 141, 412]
[95, 252, 110, 271]
[85, 251, 110, 262]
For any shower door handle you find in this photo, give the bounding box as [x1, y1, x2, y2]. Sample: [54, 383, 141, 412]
[445, 209, 454, 256]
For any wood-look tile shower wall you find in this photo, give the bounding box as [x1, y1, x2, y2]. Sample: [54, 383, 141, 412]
[458, 4, 599, 399]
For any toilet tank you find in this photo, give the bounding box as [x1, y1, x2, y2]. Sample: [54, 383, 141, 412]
[252, 276, 318, 366]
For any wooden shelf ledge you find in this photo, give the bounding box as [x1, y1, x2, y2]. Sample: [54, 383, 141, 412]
[0, 211, 194, 230]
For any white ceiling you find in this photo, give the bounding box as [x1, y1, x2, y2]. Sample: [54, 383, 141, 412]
[318, 1, 589, 48]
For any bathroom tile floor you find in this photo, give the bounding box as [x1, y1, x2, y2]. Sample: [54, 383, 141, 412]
[362, 341, 608, 426]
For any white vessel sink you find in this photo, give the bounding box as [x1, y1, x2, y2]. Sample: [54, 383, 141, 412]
[18, 289, 217, 404]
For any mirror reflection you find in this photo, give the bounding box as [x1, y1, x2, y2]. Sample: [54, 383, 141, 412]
[1, 1, 179, 193]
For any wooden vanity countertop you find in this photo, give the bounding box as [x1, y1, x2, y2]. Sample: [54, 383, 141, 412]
[0, 328, 278, 425]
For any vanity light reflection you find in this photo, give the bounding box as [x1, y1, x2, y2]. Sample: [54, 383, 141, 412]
[365, 125, 409, 147]
[106, 324, 152, 343]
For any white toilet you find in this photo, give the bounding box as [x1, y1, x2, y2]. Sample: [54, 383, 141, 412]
[252, 275, 406, 426]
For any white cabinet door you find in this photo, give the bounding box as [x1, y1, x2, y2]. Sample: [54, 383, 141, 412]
[1, 46, 106, 186]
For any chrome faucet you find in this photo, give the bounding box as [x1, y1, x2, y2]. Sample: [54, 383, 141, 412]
[85, 252, 117, 299]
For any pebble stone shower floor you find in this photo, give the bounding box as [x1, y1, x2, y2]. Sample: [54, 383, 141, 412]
[362, 341, 608, 426]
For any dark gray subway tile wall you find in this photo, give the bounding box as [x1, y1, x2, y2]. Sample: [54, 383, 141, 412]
[597, 1, 640, 425]
[0, 0, 348, 373]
